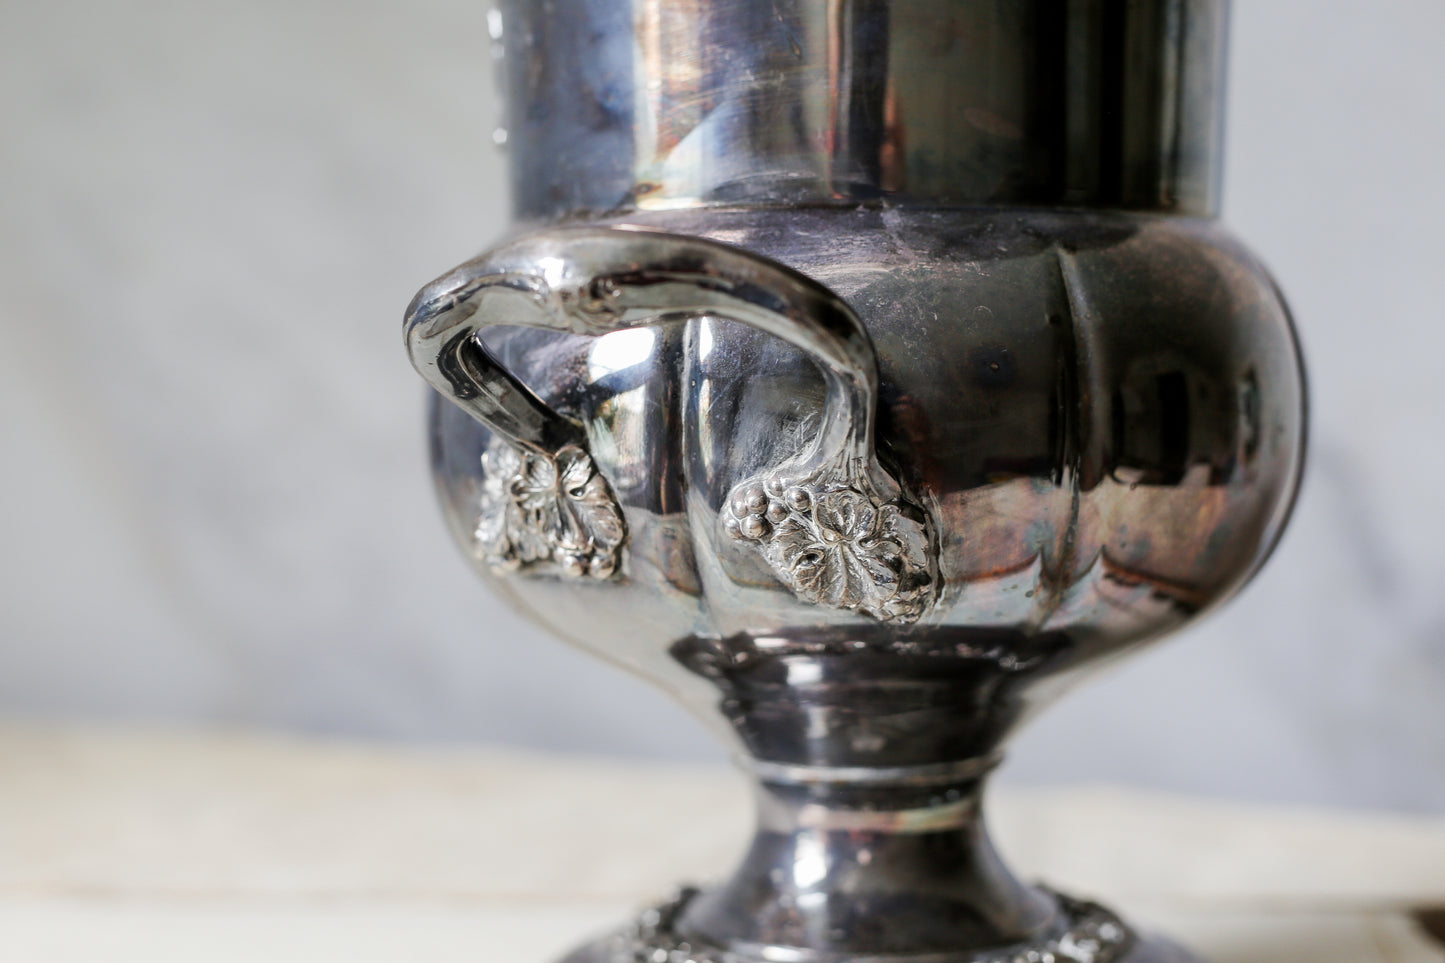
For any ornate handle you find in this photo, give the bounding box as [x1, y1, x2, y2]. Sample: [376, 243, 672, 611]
[405, 226, 932, 622]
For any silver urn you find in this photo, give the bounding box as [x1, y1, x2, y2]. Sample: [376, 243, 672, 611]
[405, 2, 1305, 961]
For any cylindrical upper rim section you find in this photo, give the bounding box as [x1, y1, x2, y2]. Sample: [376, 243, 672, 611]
[498, 0, 1228, 220]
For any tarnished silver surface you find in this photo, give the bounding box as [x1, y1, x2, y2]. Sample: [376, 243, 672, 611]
[404, 3, 1305, 962]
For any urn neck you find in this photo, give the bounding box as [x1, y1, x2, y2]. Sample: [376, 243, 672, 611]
[499, 0, 1229, 220]
[669, 629, 1066, 770]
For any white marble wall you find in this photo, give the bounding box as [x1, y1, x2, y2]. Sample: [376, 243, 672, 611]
[1, 0, 1441, 810]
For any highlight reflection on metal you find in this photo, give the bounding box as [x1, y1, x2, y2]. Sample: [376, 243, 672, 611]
[405, 2, 1305, 962]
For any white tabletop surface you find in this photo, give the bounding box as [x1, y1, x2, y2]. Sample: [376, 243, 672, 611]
[1, 724, 1442, 962]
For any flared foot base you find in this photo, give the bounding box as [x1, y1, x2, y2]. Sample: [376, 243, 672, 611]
[555, 886, 1205, 963]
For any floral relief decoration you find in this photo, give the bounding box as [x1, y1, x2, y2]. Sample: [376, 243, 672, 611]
[475, 438, 626, 579]
[724, 466, 932, 623]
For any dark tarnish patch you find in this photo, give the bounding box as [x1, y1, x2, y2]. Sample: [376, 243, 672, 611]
[1412, 905, 1445, 949]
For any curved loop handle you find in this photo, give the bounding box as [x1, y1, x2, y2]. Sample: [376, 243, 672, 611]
[406, 226, 877, 470]
[405, 226, 932, 621]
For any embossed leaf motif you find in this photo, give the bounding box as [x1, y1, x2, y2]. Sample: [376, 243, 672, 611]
[727, 471, 931, 623]
[770, 491, 891, 604]
[475, 439, 625, 579]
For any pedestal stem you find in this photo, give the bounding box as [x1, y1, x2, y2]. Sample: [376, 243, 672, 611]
[676, 764, 1056, 959]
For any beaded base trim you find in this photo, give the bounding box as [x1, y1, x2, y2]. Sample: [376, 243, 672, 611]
[605, 886, 1132, 963]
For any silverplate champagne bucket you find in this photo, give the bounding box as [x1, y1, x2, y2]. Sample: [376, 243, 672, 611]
[405, 2, 1306, 960]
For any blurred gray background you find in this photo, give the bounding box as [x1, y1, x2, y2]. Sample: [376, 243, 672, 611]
[2, 0, 1441, 811]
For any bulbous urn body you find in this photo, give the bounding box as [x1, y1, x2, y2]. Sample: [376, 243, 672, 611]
[423, 208, 1302, 731]
[406, 2, 1305, 961]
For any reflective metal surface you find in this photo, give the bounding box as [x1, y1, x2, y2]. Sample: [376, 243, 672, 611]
[500, 0, 1228, 218]
[405, 3, 1304, 962]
